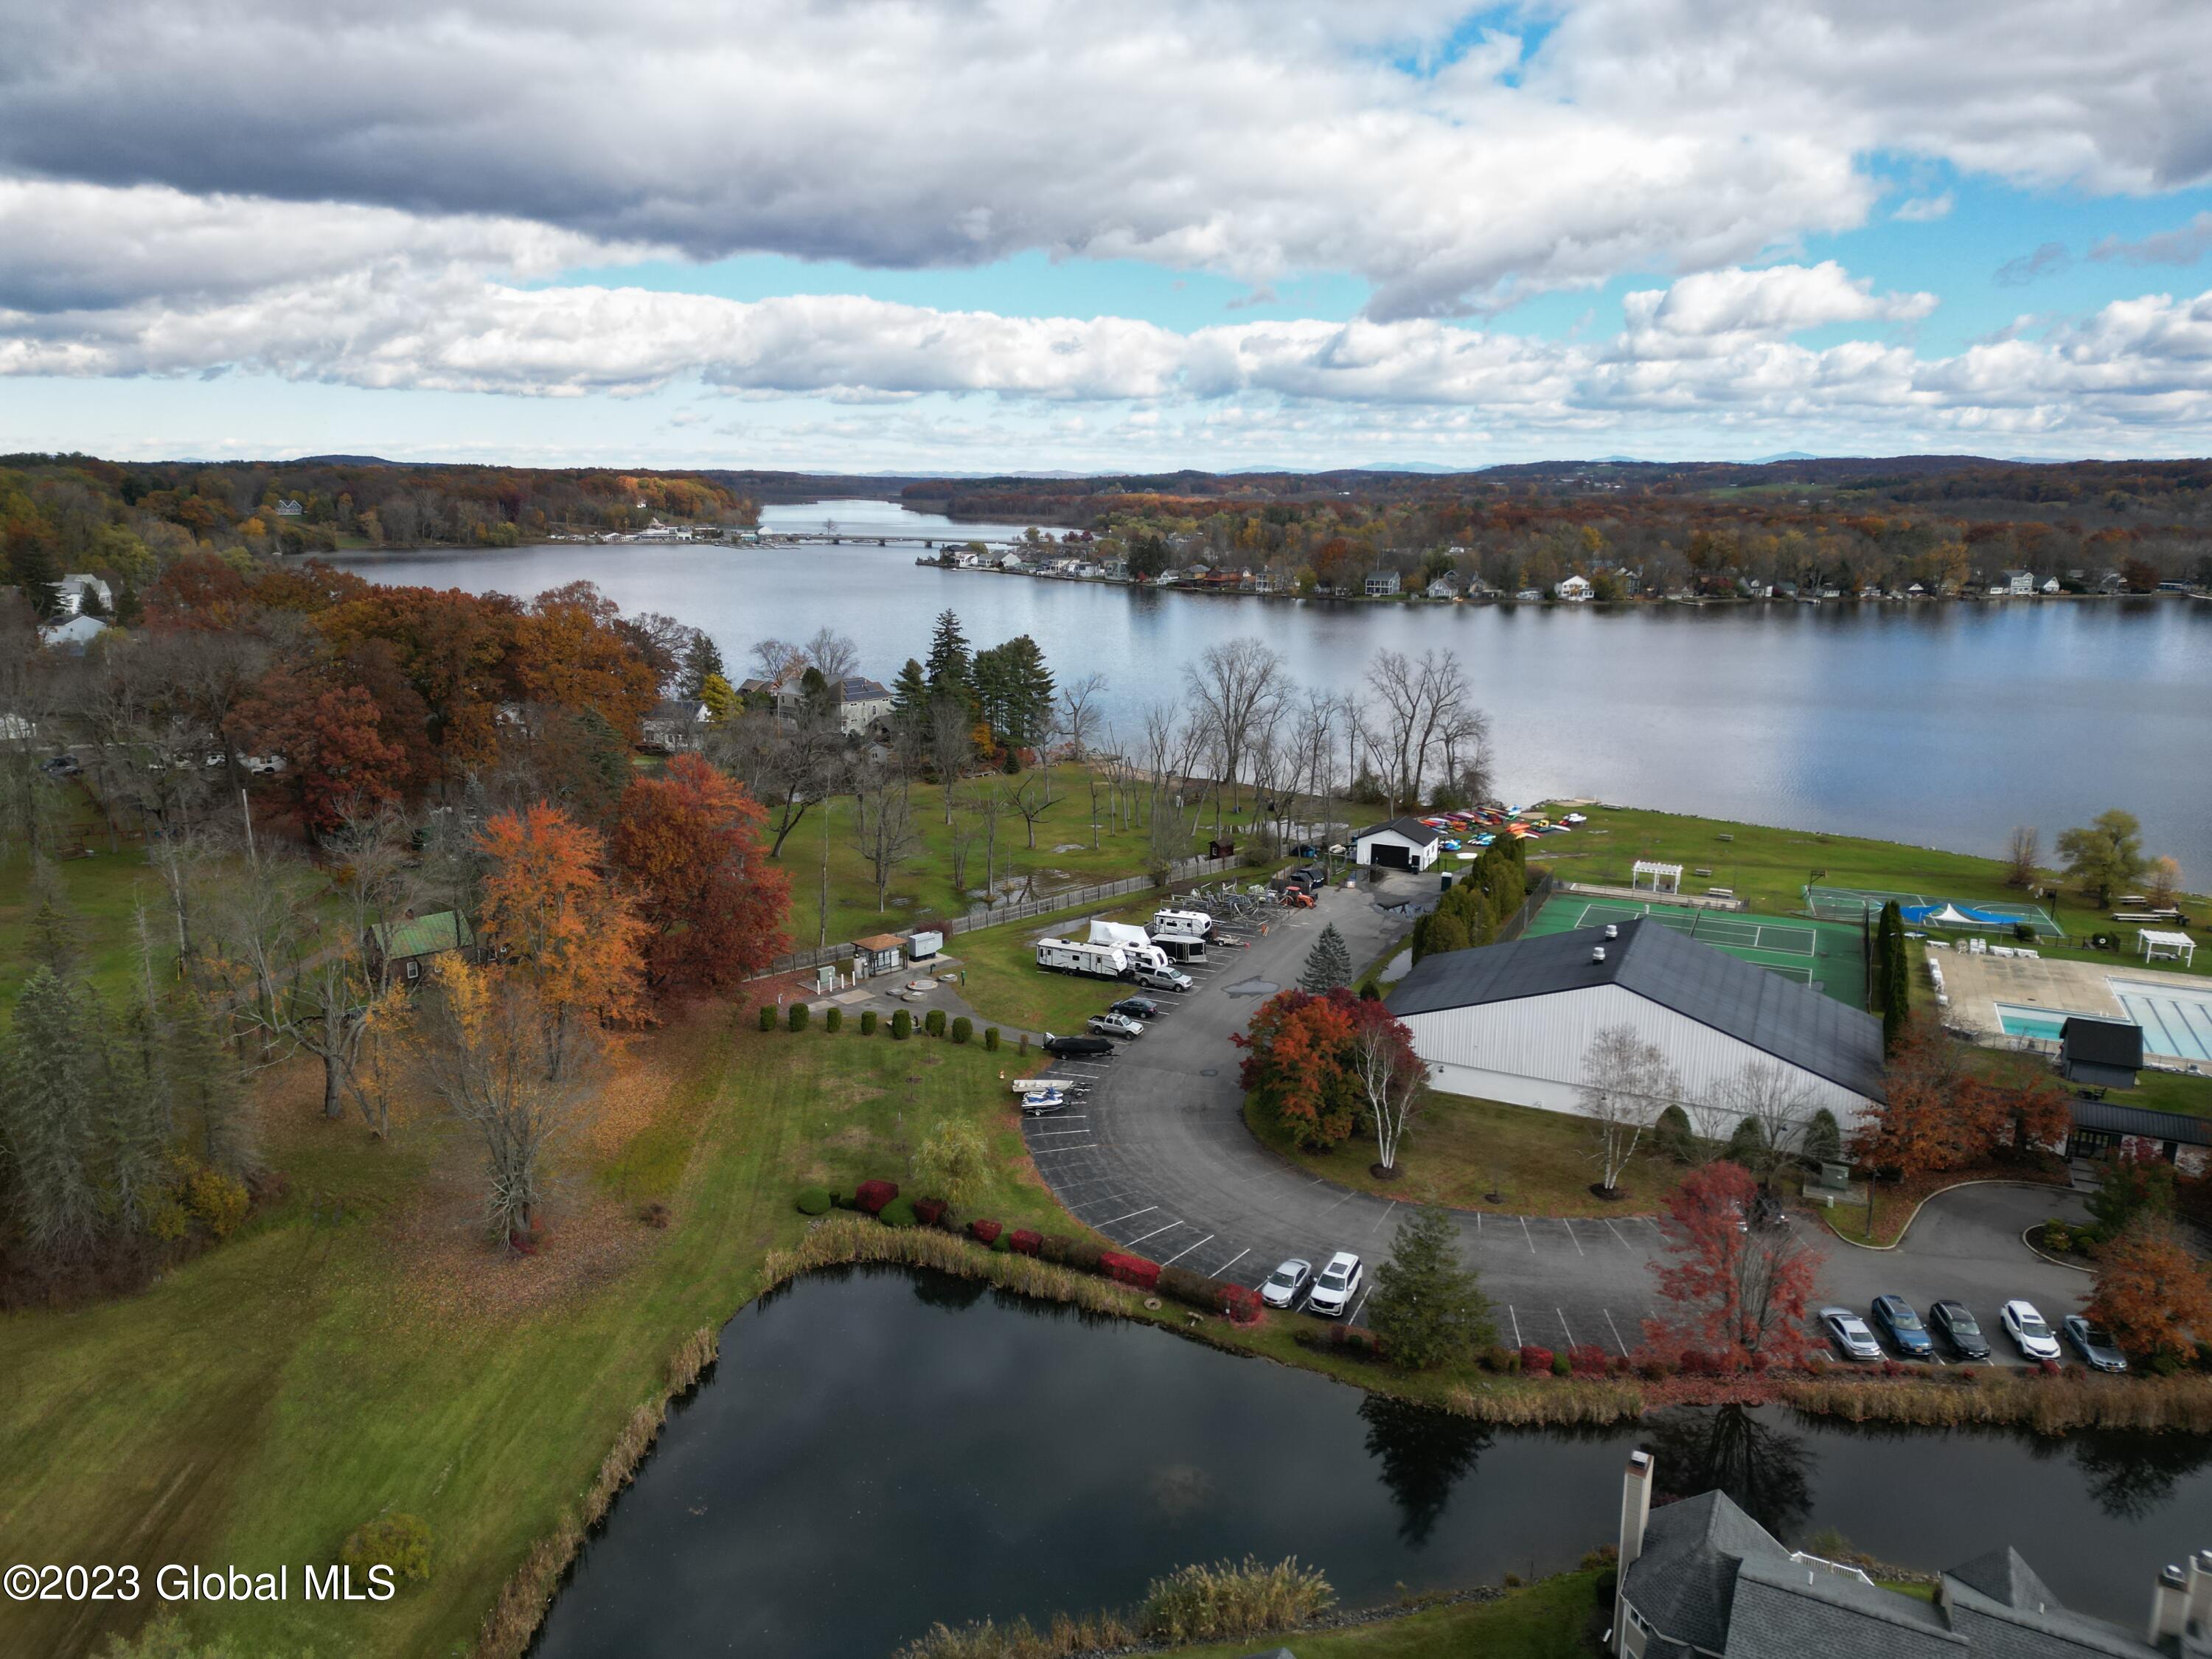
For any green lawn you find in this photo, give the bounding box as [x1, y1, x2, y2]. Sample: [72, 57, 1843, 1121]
[1246, 1091, 1694, 1218]
[952, 894, 1170, 1033]
[0, 1019, 1086, 1658]
[1967, 1046, 2212, 1121]
[1172, 1571, 1602, 1659]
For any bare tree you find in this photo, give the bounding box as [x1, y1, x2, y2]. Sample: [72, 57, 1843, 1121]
[974, 779, 1007, 902]
[1364, 647, 1472, 812]
[1057, 672, 1107, 765]
[1010, 773, 1051, 849]
[803, 627, 859, 683]
[1579, 1024, 1680, 1194]
[1183, 638, 1287, 826]
[928, 698, 972, 824]
[1354, 1022, 1427, 1173]
[749, 636, 802, 684]
[1717, 1060, 1817, 1186]
[281, 810, 415, 1120]
[709, 705, 844, 857]
[851, 760, 922, 911]
[2006, 825, 2041, 889]
[1141, 703, 1208, 864]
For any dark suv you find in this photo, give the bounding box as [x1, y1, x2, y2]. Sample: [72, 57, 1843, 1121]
[1869, 1295, 1933, 1359]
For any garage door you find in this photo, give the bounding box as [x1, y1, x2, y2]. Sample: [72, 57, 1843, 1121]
[1368, 840, 1413, 869]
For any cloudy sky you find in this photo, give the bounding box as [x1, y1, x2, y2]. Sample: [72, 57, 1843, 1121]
[6, 0, 2212, 470]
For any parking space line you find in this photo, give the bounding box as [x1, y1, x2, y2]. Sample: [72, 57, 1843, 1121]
[1557, 1308, 1576, 1349]
[1349, 1291, 1370, 1325]
[1026, 1142, 1096, 1155]
[1563, 1220, 1585, 1256]
[1160, 1233, 1214, 1267]
[1603, 1219, 1634, 1251]
[1213, 1248, 1249, 1277]
[1370, 1200, 1398, 1235]
[1127, 1220, 1182, 1245]
[1094, 1205, 1157, 1227]
[1508, 1304, 1523, 1346]
[1519, 1215, 1535, 1253]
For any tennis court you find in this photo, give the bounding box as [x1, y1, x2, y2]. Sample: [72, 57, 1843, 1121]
[1526, 895, 1867, 1008]
[1803, 883, 2063, 939]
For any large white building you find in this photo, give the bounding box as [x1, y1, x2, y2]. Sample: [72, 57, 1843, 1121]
[1386, 918, 1885, 1134]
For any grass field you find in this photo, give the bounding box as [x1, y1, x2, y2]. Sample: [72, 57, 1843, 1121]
[0, 1019, 1088, 1657]
[952, 895, 1174, 1033]
[1966, 1045, 2212, 1121]
[1247, 1091, 1694, 1218]
[1171, 1570, 1602, 1659]
[1525, 892, 1868, 1009]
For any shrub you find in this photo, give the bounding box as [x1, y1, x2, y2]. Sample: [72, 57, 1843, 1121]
[1519, 1345, 1554, 1376]
[1018, 1033, 1029, 1056]
[1479, 1345, 1514, 1374]
[984, 1026, 1001, 1051]
[968, 1218, 1004, 1245]
[184, 1167, 250, 1239]
[1639, 1353, 1675, 1380]
[787, 1002, 810, 1032]
[1802, 1107, 1843, 1167]
[880, 1196, 919, 1228]
[1221, 1284, 1263, 1324]
[950, 1016, 973, 1044]
[341, 1512, 433, 1585]
[925, 1008, 947, 1038]
[1158, 1264, 1220, 1310]
[758, 1005, 776, 1032]
[891, 1009, 913, 1040]
[1551, 1351, 1572, 1378]
[1569, 1345, 1610, 1376]
[1100, 1251, 1163, 1291]
[1137, 1557, 1335, 1644]
[860, 1009, 878, 1036]
[991, 1231, 1012, 1253]
[796, 1187, 833, 1216]
[1009, 1228, 1043, 1256]
[1652, 1103, 1696, 1164]
[1062, 1237, 1105, 1273]
[2038, 1357, 2062, 1377]
[824, 1006, 843, 1034]
[914, 1197, 947, 1226]
[855, 1178, 899, 1214]
[830, 1189, 854, 1209]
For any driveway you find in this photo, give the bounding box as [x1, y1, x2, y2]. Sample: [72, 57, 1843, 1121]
[1018, 875, 2093, 1363]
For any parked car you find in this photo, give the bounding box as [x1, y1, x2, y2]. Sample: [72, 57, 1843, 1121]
[1294, 866, 1327, 888]
[1818, 1306, 1881, 1360]
[1133, 965, 1193, 992]
[1041, 1033, 1113, 1059]
[2000, 1299, 2062, 1361]
[2063, 1315, 2129, 1374]
[1110, 997, 1159, 1020]
[1869, 1295, 1934, 1359]
[1307, 1251, 1364, 1318]
[1290, 843, 1323, 858]
[1087, 1012, 1145, 1040]
[38, 753, 81, 776]
[1260, 1258, 1315, 1310]
[1927, 1299, 1992, 1361]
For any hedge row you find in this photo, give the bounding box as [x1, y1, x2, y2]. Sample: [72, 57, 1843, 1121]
[751, 1006, 998, 1050]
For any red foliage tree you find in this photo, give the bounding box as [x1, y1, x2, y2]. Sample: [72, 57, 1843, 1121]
[1234, 987, 1418, 1151]
[611, 753, 792, 992]
[1645, 1161, 1825, 1369]
[508, 581, 658, 743]
[231, 662, 409, 834]
[1852, 1010, 1978, 1177]
[2087, 1219, 2212, 1366]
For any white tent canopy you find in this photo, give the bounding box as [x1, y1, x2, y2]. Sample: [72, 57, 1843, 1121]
[2139, 928, 2197, 965]
[1632, 860, 1683, 894]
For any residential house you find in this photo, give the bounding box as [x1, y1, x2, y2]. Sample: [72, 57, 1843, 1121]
[2098, 569, 2128, 594]
[641, 698, 711, 751]
[38, 614, 109, 652]
[55, 574, 112, 616]
[1513, 587, 1543, 601]
[366, 911, 476, 986]
[1363, 570, 1402, 597]
[833, 675, 894, 737]
[1556, 574, 1593, 601]
[2042, 576, 2063, 594]
[1610, 1448, 2170, 1658]
[274, 499, 304, 518]
[998, 552, 1025, 571]
[1999, 568, 2036, 596]
[1425, 573, 1461, 600]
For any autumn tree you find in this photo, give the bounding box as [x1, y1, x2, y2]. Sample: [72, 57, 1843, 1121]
[1646, 1161, 1825, 1368]
[1234, 987, 1413, 1152]
[476, 803, 645, 1077]
[1852, 1010, 1973, 1178]
[2056, 809, 2147, 908]
[611, 753, 791, 992]
[508, 581, 658, 742]
[1580, 1025, 1679, 1194]
[230, 663, 409, 835]
[2087, 1219, 2212, 1368]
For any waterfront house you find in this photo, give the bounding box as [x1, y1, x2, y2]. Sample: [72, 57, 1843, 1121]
[1425, 573, 1461, 599]
[2000, 568, 2036, 595]
[2042, 576, 2062, 594]
[1557, 574, 1593, 601]
[274, 499, 304, 518]
[1610, 1448, 2168, 1658]
[1363, 570, 1402, 597]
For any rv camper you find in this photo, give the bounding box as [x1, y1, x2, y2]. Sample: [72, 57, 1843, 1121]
[1085, 918, 1171, 972]
[1150, 908, 1214, 940]
[1035, 936, 1129, 978]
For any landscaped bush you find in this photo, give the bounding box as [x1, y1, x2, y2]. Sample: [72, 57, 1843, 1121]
[341, 1512, 433, 1585]
[1638, 1352, 1676, 1380]
[968, 1218, 1004, 1245]
[824, 1006, 843, 1033]
[1220, 1284, 1263, 1325]
[860, 1009, 878, 1036]
[951, 1016, 973, 1044]
[880, 1197, 919, 1228]
[1519, 1344, 1555, 1375]
[1009, 1228, 1042, 1256]
[1551, 1351, 1572, 1377]
[991, 1231, 1012, 1252]
[1652, 1103, 1696, 1164]
[855, 1179, 899, 1214]
[830, 1189, 854, 1209]
[925, 1009, 947, 1038]
[1099, 1251, 1163, 1291]
[759, 1005, 777, 1032]
[796, 1187, 833, 1216]
[1569, 1345, 1610, 1376]
[891, 1009, 914, 1040]
[1480, 1345, 1514, 1374]
[2040, 1220, 2073, 1253]
[1060, 1237, 1105, 1273]
[984, 1026, 1001, 1051]
[914, 1197, 947, 1226]
[1137, 1557, 1335, 1644]
[787, 1002, 810, 1032]
[1018, 1033, 1029, 1056]
[1157, 1264, 1220, 1309]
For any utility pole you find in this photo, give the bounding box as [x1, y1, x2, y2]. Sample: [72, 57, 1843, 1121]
[240, 785, 257, 867]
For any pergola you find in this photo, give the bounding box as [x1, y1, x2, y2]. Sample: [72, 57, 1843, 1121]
[1632, 860, 1683, 894]
[2138, 928, 2198, 967]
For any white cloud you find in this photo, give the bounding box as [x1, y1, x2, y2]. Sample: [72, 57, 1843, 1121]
[1619, 262, 1937, 355]
[1893, 192, 1955, 222]
[2, 1, 2206, 319]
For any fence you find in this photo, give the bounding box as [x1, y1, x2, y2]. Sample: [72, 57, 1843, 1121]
[1490, 871, 1559, 947]
[757, 852, 1246, 981]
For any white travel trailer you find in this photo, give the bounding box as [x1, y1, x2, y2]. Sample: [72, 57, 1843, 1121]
[1036, 936, 1130, 978]
[1150, 908, 1214, 940]
[1086, 918, 1171, 972]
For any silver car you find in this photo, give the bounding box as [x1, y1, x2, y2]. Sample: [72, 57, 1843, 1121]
[1818, 1305, 1881, 1360]
[1260, 1259, 1314, 1309]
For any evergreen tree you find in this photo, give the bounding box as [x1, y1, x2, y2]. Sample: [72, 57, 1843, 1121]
[167, 990, 253, 1178]
[924, 610, 972, 702]
[1875, 901, 1909, 1050]
[4, 524, 63, 618]
[679, 630, 726, 699]
[1, 966, 104, 1261]
[1802, 1107, 1843, 1168]
[1299, 923, 1354, 992]
[1366, 1205, 1494, 1369]
[996, 634, 1055, 748]
[889, 658, 930, 744]
[1725, 1115, 1767, 1169]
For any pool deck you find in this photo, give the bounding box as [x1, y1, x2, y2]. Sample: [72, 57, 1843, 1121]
[1935, 949, 2209, 1059]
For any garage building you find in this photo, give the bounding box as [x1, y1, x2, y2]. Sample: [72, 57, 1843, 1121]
[1386, 917, 1884, 1134]
[1353, 816, 1443, 872]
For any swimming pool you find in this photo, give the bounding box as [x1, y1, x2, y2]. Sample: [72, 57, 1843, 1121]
[2110, 980, 2212, 1063]
[1994, 1004, 2081, 1043]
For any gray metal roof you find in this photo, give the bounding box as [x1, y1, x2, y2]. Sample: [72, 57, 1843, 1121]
[2060, 1018, 2143, 1069]
[1386, 917, 1886, 1101]
[1354, 816, 1442, 847]
[2070, 1097, 2212, 1147]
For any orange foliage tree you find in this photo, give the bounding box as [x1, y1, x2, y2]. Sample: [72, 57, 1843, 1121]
[1234, 987, 1416, 1151]
[231, 663, 408, 834]
[509, 581, 658, 743]
[611, 754, 790, 992]
[476, 803, 645, 1076]
[1854, 1013, 2064, 1179]
[1645, 1161, 1825, 1368]
[2087, 1219, 2212, 1367]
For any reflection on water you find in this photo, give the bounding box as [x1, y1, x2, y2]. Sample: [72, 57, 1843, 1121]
[526, 1268, 2212, 1657]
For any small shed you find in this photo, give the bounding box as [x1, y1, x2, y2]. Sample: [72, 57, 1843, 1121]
[853, 933, 907, 977]
[1353, 817, 1442, 872]
[2060, 1017, 2144, 1089]
[1631, 860, 1683, 894]
[367, 911, 475, 984]
[2069, 1096, 2211, 1174]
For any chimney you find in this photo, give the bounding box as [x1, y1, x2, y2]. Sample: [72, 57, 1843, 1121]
[1620, 1450, 1654, 1568]
[2152, 1562, 2188, 1645]
[2187, 1550, 2212, 1633]
[1592, 946, 1607, 964]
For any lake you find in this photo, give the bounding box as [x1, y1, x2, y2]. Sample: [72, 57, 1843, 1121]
[526, 1266, 2209, 1657]
[330, 501, 2212, 880]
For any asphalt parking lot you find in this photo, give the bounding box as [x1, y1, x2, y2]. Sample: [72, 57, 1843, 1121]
[1018, 872, 2096, 1363]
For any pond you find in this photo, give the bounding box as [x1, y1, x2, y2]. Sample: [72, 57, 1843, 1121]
[528, 1267, 2212, 1657]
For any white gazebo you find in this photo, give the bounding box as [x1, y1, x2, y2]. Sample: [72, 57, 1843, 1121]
[2138, 928, 2197, 967]
[1631, 860, 1683, 894]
